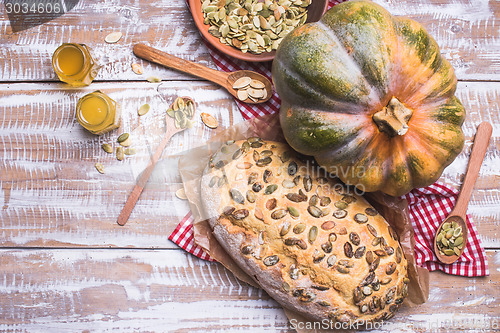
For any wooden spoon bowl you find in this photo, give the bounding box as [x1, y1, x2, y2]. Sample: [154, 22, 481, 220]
[133, 43, 273, 104]
[433, 122, 492, 264]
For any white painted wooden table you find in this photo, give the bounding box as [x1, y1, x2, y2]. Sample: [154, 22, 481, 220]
[0, 1, 499, 332]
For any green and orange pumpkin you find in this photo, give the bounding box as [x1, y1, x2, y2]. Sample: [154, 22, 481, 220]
[272, 0, 465, 196]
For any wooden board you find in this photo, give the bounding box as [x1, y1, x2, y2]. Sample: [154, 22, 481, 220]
[0, 81, 243, 248]
[0, 249, 499, 332]
[0, 0, 499, 82]
[1, 81, 498, 248]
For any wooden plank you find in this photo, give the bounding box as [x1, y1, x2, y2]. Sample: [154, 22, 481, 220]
[1, 81, 499, 249]
[0, 0, 499, 82]
[0, 81, 243, 248]
[0, 0, 215, 82]
[0, 249, 498, 332]
[1, 81, 499, 250]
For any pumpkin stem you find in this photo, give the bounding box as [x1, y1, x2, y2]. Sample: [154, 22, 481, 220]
[373, 97, 413, 137]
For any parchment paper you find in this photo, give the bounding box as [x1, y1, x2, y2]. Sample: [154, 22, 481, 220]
[178, 112, 429, 329]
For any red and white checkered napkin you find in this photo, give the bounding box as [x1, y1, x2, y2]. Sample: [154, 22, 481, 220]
[170, 0, 488, 277]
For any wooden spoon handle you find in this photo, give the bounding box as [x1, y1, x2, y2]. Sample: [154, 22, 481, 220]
[117, 127, 177, 226]
[453, 122, 493, 217]
[133, 43, 229, 87]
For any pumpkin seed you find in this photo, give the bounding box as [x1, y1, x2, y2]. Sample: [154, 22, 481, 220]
[230, 188, 245, 204]
[334, 201, 348, 209]
[246, 190, 256, 203]
[175, 188, 187, 200]
[367, 224, 378, 237]
[366, 251, 374, 264]
[309, 194, 318, 206]
[237, 162, 252, 169]
[147, 76, 161, 83]
[232, 209, 249, 220]
[354, 246, 366, 259]
[312, 250, 325, 263]
[374, 249, 387, 257]
[131, 63, 143, 75]
[209, 176, 218, 187]
[217, 175, 227, 187]
[380, 277, 392, 285]
[336, 265, 350, 274]
[303, 175, 312, 192]
[265, 198, 277, 210]
[263, 255, 279, 266]
[241, 245, 254, 255]
[232, 148, 243, 160]
[105, 31, 122, 43]
[386, 262, 396, 275]
[365, 207, 378, 216]
[293, 223, 306, 234]
[271, 209, 287, 220]
[388, 226, 398, 240]
[251, 141, 264, 148]
[280, 221, 290, 236]
[308, 226, 318, 244]
[353, 287, 364, 303]
[349, 232, 360, 246]
[263, 169, 273, 183]
[124, 148, 136, 155]
[138, 104, 150, 116]
[454, 236, 464, 247]
[256, 157, 272, 166]
[454, 247, 461, 256]
[252, 182, 262, 192]
[293, 175, 301, 186]
[320, 196, 331, 206]
[252, 150, 259, 162]
[286, 192, 306, 203]
[288, 161, 297, 175]
[333, 210, 347, 219]
[201, 112, 218, 129]
[232, 76, 251, 89]
[307, 205, 322, 218]
[116, 147, 124, 161]
[443, 248, 455, 256]
[354, 213, 368, 224]
[321, 221, 335, 230]
[395, 247, 402, 264]
[327, 254, 337, 267]
[362, 286, 373, 296]
[329, 233, 337, 243]
[254, 208, 264, 220]
[264, 184, 278, 194]
[295, 239, 307, 250]
[321, 242, 332, 253]
[117, 133, 129, 143]
[282, 179, 296, 188]
[258, 231, 265, 245]
[287, 206, 300, 218]
[289, 265, 299, 279]
[298, 291, 316, 303]
[344, 242, 353, 258]
[369, 257, 380, 272]
[102, 143, 113, 154]
[280, 151, 291, 162]
[338, 227, 347, 235]
[282, 282, 291, 292]
[384, 246, 395, 255]
[317, 300, 331, 307]
[223, 206, 235, 216]
[94, 162, 105, 174]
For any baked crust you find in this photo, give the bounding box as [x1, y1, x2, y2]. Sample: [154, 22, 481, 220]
[200, 138, 408, 324]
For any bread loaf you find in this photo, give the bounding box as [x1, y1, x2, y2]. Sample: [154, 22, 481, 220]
[201, 138, 408, 324]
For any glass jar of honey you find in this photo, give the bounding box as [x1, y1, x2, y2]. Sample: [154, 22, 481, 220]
[76, 91, 120, 135]
[52, 43, 99, 86]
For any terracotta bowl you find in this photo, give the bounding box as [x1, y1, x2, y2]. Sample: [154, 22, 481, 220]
[188, 0, 329, 62]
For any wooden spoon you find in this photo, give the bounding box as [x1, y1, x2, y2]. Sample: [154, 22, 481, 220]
[133, 43, 273, 104]
[117, 97, 195, 226]
[434, 122, 492, 264]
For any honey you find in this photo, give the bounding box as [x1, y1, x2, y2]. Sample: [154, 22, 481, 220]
[76, 91, 120, 135]
[52, 43, 99, 86]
